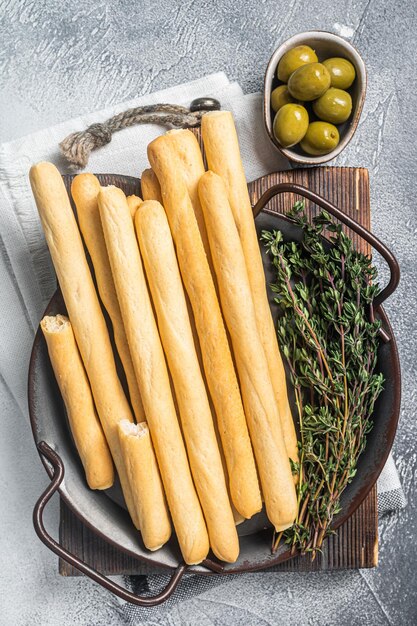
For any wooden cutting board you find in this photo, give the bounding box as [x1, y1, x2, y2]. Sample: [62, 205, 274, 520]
[59, 164, 378, 575]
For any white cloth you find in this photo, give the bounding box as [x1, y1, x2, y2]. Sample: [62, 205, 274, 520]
[0, 72, 405, 621]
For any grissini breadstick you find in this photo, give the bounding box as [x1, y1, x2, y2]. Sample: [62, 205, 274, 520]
[163, 130, 212, 264]
[126, 194, 143, 217]
[117, 420, 171, 551]
[141, 167, 207, 374]
[148, 137, 261, 520]
[71, 174, 145, 424]
[41, 314, 114, 490]
[198, 171, 297, 531]
[201, 111, 298, 464]
[135, 200, 239, 562]
[98, 185, 209, 565]
[140, 168, 163, 204]
[29, 162, 139, 529]
[141, 166, 226, 478]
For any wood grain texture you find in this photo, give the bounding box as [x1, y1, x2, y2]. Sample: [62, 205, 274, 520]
[59, 486, 377, 575]
[59, 163, 377, 576]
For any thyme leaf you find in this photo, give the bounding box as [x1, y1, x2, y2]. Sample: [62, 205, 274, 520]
[262, 202, 384, 559]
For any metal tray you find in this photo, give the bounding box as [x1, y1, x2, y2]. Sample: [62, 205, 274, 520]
[28, 176, 401, 606]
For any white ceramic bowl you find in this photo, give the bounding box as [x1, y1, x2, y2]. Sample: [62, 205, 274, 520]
[264, 30, 367, 165]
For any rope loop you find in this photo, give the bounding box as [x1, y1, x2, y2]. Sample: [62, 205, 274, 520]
[59, 98, 220, 169]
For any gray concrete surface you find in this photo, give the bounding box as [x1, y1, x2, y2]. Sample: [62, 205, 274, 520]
[0, 0, 416, 624]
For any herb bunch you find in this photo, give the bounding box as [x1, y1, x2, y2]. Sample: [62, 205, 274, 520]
[262, 202, 384, 559]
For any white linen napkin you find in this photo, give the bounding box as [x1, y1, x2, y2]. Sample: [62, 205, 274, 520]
[0, 72, 405, 620]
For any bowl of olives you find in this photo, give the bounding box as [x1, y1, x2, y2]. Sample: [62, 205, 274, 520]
[264, 31, 366, 164]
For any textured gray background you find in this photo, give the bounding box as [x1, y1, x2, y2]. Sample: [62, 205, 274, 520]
[0, 0, 416, 625]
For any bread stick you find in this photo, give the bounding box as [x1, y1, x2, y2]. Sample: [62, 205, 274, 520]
[201, 111, 298, 464]
[98, 185, 209, 565]
[71, 174, 145, 424]
[140, 168, 163, 203]
[148, 136, 261, 520]
[198, 171, 297, 530]
[126, 194, 143, 217]
[141, 168, 220, 458]
[140, 167, 208, 375]
[135, 200, 239, 562]
[163, 130, 212, 263]
[41, 315, 114, 490]
[117, 420, 171, 551]
[29, 162, 139, 528]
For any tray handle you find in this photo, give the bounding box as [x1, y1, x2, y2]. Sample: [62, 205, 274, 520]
[33, 441, 186, 607]
[252, 182, 400, 309]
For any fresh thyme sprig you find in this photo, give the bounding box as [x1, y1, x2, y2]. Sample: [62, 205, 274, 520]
[262, 202, 384, 559]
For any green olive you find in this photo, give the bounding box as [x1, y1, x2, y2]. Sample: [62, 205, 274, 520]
[313, 87, 352, 124]
[277, 45, 318, 82]
[323, 57, 356, 89]
[300, 122, 340, 155]
[287, 63, 331, 101]
[273, 103, 309, 148]
[270, 85, 294, 112]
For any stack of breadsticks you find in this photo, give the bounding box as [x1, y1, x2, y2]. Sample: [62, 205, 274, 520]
[30, 111, 298, 565]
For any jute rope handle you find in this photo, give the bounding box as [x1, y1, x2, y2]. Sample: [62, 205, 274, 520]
[60, 97, 221, 169]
